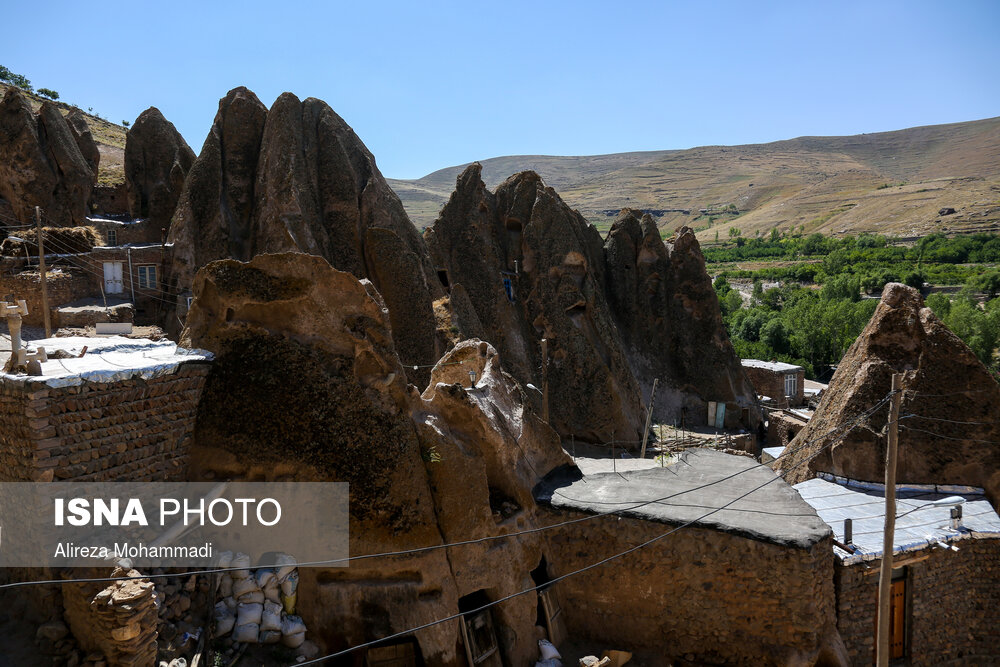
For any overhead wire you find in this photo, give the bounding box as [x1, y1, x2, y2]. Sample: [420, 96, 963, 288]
[0, 390, 896, 593]
[292, 395, 894, 666]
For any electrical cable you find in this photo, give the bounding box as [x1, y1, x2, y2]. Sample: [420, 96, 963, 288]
[0, 390, 895, 593]
[292, 405, 885, 666]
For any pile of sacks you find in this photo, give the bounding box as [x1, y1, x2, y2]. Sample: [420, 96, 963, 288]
[212, 552, 307, 648]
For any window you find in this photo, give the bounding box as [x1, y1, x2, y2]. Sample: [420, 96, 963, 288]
[784, 373, 797, 398]
[106, 228, 117, 246]
[137, 264, 157, 289]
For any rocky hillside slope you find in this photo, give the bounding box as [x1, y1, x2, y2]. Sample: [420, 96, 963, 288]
[389, 116, 1000, 240]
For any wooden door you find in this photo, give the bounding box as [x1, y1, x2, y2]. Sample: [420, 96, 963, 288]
[889, 578, 905, 660]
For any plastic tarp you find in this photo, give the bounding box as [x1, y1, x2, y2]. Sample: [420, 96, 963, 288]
[0, 336, 212, 388]
[794, 474, 1000, 564]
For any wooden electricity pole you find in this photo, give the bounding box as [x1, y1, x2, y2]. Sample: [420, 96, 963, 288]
[876, 372, 904, 667]
[35, 207, 51, 338]
[640, 378, 659, 459]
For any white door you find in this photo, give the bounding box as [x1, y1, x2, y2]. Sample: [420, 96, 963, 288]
[103, 261, 124, 294]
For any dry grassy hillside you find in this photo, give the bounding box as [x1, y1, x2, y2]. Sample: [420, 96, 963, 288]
[0, 83, 127, 187]
[388, 116, 1000, 239]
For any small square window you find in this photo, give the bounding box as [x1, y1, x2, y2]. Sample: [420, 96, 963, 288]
[106, 228, 118, 246]
[137, 264, 157, 289]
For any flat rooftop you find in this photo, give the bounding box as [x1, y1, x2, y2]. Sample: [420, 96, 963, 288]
[742, 359, 803, 372]
[795, 474, 1000, 564]
[536, 448, 831, 548]
[0, 336, 211, 389]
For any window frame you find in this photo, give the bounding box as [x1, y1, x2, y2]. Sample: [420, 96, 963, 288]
[136, 264, 158, 290]
[784, 372, 797, 398]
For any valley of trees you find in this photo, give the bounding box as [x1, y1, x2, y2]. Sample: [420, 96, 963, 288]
[709, 231, 1000, 379]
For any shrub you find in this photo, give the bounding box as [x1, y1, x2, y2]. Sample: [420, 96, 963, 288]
[37, 88, 59, 100]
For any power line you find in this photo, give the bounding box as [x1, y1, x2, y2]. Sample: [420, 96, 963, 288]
[0, 391, 894, 593]
[899, 425, 1000, 445]
[900, 413, 1000, 426]
[293, 406, 880, 666]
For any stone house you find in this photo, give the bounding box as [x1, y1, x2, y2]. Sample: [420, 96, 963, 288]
[535, 448, 846, 665]
[0, 237, 172, 326]
[796, 474, 1000, 665]
[742, 359, 805, 408]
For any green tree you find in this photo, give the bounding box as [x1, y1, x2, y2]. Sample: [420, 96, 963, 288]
[37, 88, 59, 100]
[760, 319, 790, 354]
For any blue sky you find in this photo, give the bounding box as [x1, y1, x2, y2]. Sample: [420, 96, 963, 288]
[5, 0, 999, 179]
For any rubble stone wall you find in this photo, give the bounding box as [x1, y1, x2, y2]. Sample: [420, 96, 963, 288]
[541, 509, 843, 666]
[767, 410, 808, 450]
[0, 269, 93, 326]
[0, 363, 209, 482]
[835, 539, 1000, 666]
[63, 568, 158, 667]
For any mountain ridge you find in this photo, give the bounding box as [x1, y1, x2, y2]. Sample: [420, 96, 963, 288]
[388, 115, 1000, 239]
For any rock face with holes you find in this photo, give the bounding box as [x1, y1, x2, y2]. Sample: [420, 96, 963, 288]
[169, 87, 441, 384]
[779, 283, 1000, 502]
[182, 252, 570, 666]
[424, 165, 758, 444]
[124, 107, 195, 232]
[0, 88, 95, 225]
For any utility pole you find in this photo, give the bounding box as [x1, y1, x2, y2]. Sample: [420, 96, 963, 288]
[35, 207, 51, 338]
[877, 372, 903, 667]
[639, 378, 659, 459]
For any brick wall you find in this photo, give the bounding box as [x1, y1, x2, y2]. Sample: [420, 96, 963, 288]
[0, 269, 94, 326]
[743, 365, 805, 408]
[835, 539, 1000, 665]
[0, 362, 209, 482]
[541, 509, 843, 665]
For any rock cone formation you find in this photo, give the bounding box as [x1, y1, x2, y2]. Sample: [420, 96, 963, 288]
[169, 87, 441, 385]
[424, 164, 758, 443]
[124, 107, 195, 232]
[0, 88, 95, 225]
[182, 252, 570, 665]
[604, 208, 759, 425]
[779, 283, 1000, 501]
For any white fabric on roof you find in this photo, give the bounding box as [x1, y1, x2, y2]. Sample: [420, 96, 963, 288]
[0, 336, 212, 388]
[741, 359, 803, 372]
[795, 475, 1000, 564]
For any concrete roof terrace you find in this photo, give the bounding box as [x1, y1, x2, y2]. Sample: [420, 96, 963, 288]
[536, 448, 831, 549]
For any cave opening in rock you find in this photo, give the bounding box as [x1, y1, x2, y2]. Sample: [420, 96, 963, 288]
[458, 590, 501, 666]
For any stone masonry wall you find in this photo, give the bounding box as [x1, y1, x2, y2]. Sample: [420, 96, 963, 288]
[767, 410, 808, 450]
[541, 509, 843, 666]
[0, 269, 94, 326]
[834, 538, 1000, 666]
[0, 363, 209, 482]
